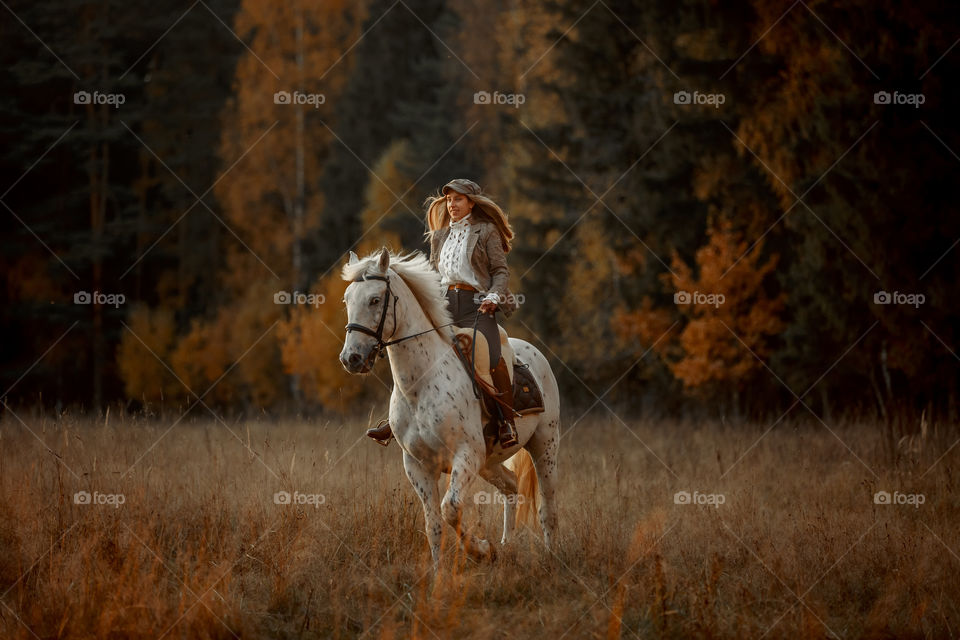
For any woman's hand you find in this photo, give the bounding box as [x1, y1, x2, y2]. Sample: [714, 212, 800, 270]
[479, 299, 498, 315]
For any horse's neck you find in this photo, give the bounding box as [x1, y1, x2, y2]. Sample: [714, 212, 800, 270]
[385, 286, 451, 398]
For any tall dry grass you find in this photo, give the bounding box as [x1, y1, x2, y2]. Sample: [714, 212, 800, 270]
[0, 410, 957, 638]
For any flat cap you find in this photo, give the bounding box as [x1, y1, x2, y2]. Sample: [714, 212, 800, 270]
[442, 178, 482, 196]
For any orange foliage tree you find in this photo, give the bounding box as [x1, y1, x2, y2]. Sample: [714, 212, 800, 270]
[356, 139, 414, 255]
[276, 141, 414, 411]
[116, 2, 365, 411]
[169, 282, 286, 408]
[668, 218, 784, 393]
[617, 218, 784, 398]
[276, 273, 386, 412]
[116, 305, 183, 406]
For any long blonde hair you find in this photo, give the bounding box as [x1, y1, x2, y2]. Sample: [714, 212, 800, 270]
[424, 190, 515, 252]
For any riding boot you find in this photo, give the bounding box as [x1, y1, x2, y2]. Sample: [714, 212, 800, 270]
[490, 357, 519, 448]
[366, 419, 393, 446]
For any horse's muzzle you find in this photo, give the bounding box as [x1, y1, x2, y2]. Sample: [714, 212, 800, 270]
[340, 347, 377, 374]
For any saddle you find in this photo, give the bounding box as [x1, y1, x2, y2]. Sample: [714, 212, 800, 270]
[451, 327, 545, 431]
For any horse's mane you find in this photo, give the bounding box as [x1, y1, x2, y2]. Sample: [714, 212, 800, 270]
[342, 250, 453, 331]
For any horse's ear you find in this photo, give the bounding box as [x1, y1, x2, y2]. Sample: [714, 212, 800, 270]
[377, 247, 390, 273]
[348, 250, 359, 265]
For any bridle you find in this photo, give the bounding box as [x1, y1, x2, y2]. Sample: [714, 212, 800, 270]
[344, 273, 456, 364]
[344, 274, 399, 364]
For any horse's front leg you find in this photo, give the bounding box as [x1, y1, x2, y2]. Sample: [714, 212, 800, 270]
[442, 449, 494, 561]
[402, 451, 442, 570]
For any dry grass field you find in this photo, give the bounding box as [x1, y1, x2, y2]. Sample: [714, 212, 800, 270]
[0, 410, 958, 639]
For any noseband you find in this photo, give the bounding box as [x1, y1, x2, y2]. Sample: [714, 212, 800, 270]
[344, 274, 399, 361]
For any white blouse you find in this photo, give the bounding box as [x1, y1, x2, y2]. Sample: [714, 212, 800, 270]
[437, 214, 498, 304]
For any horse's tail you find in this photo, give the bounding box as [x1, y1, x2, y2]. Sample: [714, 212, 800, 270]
[506, 448, 539, 528]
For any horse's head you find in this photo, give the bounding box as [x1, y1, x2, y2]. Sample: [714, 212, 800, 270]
[339, 248, 398, 374]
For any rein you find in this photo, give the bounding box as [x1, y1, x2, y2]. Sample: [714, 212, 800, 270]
[344, 274, 456, 360]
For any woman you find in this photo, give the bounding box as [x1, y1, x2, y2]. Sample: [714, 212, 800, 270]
[366, 178, 520, 448]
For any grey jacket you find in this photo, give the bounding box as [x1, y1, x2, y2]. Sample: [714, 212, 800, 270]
[429, 220, 519, 318]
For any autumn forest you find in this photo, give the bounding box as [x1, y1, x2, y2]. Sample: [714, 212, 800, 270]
[2, 0, 958, 429]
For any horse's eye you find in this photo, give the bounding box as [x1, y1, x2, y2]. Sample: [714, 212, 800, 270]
[370, 297, 380, 306]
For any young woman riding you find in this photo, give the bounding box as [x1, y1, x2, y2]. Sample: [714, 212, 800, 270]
[366, 178, 520, 448]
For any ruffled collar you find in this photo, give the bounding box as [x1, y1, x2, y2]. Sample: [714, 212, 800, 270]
[449, 213, 472, 230]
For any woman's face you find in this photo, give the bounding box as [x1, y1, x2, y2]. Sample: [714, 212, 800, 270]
[446, 191, 474, 221]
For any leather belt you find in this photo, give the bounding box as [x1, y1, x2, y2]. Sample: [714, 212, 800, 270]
[447, 283, 478, 292]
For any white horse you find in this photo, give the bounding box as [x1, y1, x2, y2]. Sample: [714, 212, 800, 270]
[339, 248, 559, 566]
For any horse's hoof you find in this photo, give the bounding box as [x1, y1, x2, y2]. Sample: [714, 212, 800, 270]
[468, 538, 496, 563]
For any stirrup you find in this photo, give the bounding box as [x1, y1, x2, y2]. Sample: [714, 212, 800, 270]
[495, 403, 519, 447]
[498, 420, 519, 448]
[366, 418, 393, 446]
